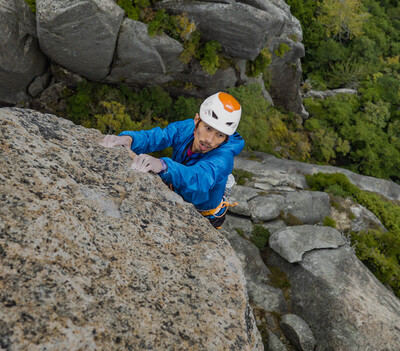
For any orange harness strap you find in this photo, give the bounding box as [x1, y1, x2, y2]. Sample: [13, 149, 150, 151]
[200, 197, 238, 218]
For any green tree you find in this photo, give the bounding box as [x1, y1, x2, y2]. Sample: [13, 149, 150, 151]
[317, 0, 370, 40]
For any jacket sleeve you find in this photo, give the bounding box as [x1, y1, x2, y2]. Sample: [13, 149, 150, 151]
[118, 120, 189, 155]
[158, 153, 233, 208]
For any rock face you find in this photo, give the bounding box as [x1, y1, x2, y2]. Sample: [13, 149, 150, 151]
[36, 0, 124, 81]
[1, 0, 306, 115]
[156, 0, 306, 117]
[0, 107, 263, 350]
[0, 0, 48, 104]
[106, 19, 184, 86]
[268, 245, 400, 350]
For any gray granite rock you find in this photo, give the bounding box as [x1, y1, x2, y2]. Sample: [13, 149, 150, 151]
[268, 245, 400, 350]
[0, 0, 48, 104]
[280, 314, 316, 351]
[222, 228, 287, 313]
[223, 213, 254, 239]
[269, 225, 347, 263]
[229, 185, 261, 217]
[284, 191, 330, 224]
[37, 0, 124, 81]
[267, 330, 287, 351]
[234, 152, 400, 202]
[0, 107, 263, 350]
[106, 19, 184, 85]
[248, 194, 286, 222]
[156, 0, 285, 60]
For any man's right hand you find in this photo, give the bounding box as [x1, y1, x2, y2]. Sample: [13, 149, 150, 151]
[100, 135, 132, 150]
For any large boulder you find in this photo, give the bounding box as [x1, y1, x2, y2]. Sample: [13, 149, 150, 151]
[36, 0, 124, 81]
[155, 0, 287, 60]
[268, 244, 400, 350]
[0, 107, 263, 350]
[106, 19, 184, 85]
[0, 0, 47, 104]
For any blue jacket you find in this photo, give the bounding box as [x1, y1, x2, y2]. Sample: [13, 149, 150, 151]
[119, 119, 245, 211]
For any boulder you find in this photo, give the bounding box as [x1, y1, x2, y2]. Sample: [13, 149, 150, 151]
[248, 194, 286, 222]
[106, 19, 184, 86]
[268, 245, 400, 350]
[0, 0, 48, 104]
[0, 107, 263, 350]
[284, 191, 330, 224]
[229, 185, 261, 217]
[280, 314, 316, 351]
[36, 0, 124, 81]
[269, 225, 347, 263]
[156, 0, 286, 60]
[267, 330, 287, 351]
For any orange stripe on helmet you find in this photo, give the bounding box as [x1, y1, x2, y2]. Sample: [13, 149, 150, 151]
[218, 92, 241, 113]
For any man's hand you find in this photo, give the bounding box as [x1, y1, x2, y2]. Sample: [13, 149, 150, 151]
[131, 154, 165, 173]
[100, 135, 132, 150]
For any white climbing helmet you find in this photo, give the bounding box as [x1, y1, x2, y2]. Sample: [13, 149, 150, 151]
[199, 92, 241, 136]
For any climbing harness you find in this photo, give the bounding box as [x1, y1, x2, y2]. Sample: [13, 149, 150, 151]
[200, 196, 238, 229]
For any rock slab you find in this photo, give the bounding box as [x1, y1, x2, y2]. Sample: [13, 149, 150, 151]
[0, 107, 263, 351]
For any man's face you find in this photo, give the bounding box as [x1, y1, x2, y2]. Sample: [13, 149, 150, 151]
[192, 114, 228, 153]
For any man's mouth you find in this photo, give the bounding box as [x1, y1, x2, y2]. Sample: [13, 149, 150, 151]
[200, 142, 211, 151]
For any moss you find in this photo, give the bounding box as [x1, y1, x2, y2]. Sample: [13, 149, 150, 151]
[235, 228, 245, 238]
[250, 225, 271, 250]
[268, 266, 291, 301]
[274, 43, 291, 58]
[323, 216, 337, 228]
[280, 211, 303, 226]
[232, 168, 254, 186]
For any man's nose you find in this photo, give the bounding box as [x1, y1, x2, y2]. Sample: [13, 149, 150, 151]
[205, 132, 215, 145]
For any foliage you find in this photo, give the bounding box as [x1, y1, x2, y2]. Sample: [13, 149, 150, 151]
[246, 47, 272, 80]
[229, 84, 311, 160]
[304, 93, 400, 180]
[323, 216, 337, 228]
[251, 225, 271, 250]
[350, 229, 400, 297]
[317, 0, 370, 40]
[306, 172, 400, 297]
[24, 0, 36, 13]
[232, 169, 254, 186]
[273, 43, 291, 58]
[65, 81, 199, 134]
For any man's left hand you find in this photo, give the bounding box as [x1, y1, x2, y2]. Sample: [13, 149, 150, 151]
[131, 154, 164, 173]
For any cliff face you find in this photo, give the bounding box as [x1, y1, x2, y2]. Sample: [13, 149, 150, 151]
[0, 107, 263, 350]
[0, 0, 306, 116]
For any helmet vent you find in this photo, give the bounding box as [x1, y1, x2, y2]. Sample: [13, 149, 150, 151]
[226, 122, 233, 126]
[212, 111, 219, 120]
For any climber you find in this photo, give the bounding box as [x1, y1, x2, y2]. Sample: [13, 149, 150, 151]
[101, 92, 244, 228]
